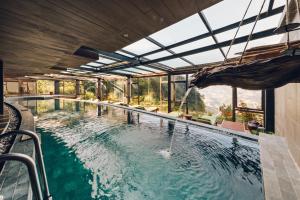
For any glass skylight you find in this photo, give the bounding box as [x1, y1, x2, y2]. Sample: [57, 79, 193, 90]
[136, 66, 163, 73]
[115, 51, 135, 58]
[113, 70, 137, 75]
[87, 62, 102, 67]
[124, 67, 151, 74]
[171, 37, 215, 54]
[183, 49, 224, 65]
[97, 56, 116, 64]
[159, 58, 189, 68]
[122, 38, 160, 55]
[80, 65, 98, 70]
[144, 51, 172, 60]
[111, 0, 285, 73]
[149, 13, 208, 46]
[203, 0, 284, 30]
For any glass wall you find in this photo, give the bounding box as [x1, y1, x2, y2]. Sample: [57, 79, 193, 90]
[37, 80, 54, 95]
[130, 76, 167, 111]
[103, 79, 125, 103]
[59, 81, 76, 95]
[5, 81, 37, 96]
[4, 82, 19, 96]
[236, 88, 264, 125]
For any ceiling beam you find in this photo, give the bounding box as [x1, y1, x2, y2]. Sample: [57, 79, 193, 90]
[145, 37, 195, 66]
[268, 0, 275, 13]
[198, 12, 226, 58]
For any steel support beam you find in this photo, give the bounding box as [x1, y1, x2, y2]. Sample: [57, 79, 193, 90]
[232, 87, 237, 122]
[167, 74, 172, 113]
[54, 80, 60, 95]
[118, 49, 172, 72]
[146, 37, 195, 66]
[75, 80, 80, 98]
[126, 77, 131, 105]
[137, 78, 140, 105]
[264, 89, 275, 132]
[268, 0, 275, 12]
[96, 78, 102, 100]
[198, 12, 226, 58]
[0, 60, 3, 115]
[185, 74, 189, 114]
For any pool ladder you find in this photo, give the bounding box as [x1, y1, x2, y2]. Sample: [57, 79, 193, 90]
[0, 130, 52, 200]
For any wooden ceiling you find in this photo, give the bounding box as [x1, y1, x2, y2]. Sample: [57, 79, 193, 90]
[0, 0, 221, 78]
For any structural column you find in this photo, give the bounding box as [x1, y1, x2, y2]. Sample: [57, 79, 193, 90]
[54, 80, 60, 95]
[137, 78, 140, 105]
[18, 80, 23, 96]
[185, 74, 189, 114]
[96, 78, 102, 101]
[75, 80, 80, 98]
[0, 60, 4, 115]
[264, 89, 275, 132]
[167, 73, 172, 113]
[232, 87, 237, 122]
[126, 77, 131, 105]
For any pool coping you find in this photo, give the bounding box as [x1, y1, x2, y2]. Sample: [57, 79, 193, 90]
[0, 101, 36, 200]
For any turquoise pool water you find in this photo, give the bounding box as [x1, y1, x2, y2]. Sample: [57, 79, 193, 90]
[20, 99, 263, 200]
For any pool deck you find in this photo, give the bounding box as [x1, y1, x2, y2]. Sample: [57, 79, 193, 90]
[0, 101, 35, 200]
[259, 133, 300, 200]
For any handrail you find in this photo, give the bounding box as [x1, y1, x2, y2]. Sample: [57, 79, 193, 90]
[0, 130, 51, 200]
[0, 153, 43, 200]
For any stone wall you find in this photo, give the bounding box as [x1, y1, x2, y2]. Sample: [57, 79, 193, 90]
[275, 83, 300, 167]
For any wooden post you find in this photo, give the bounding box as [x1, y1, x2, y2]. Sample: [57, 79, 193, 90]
[265, 89, 275, 132]
[232, 87, 237, 122]
[54, 80, 60, 95]
[126, 77, 131, 105]
[0, 60, 3, 115]
[167, 74, 172, 113]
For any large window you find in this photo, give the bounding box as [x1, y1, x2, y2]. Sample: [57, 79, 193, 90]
[37, 80, 54, 95]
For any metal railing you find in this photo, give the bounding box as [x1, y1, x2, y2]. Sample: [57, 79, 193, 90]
[0, 130, 52, 200]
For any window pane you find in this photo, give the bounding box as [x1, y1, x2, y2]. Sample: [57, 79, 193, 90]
[122, 38, 160, 55]
[115, 51, 134, 58]
[171, 37, 215, 54]
[136, 66, 163, 73]
[87, 62, 103, 67]
[97, 57, 116, 64]
[159, 58, 189, 68]
[125, 67, 149, 74]
[144, 51, 172, 60]
[150, 14, 207, 46]
[237, 88, 262, 109]
[203, 0, 273, 30]
[183, 49, 224, 65]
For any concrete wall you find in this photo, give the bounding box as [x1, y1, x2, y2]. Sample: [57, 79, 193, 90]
[275, 83, 300, 167]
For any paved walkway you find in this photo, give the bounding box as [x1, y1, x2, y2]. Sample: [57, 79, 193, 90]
[259, 133, 300, 200]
